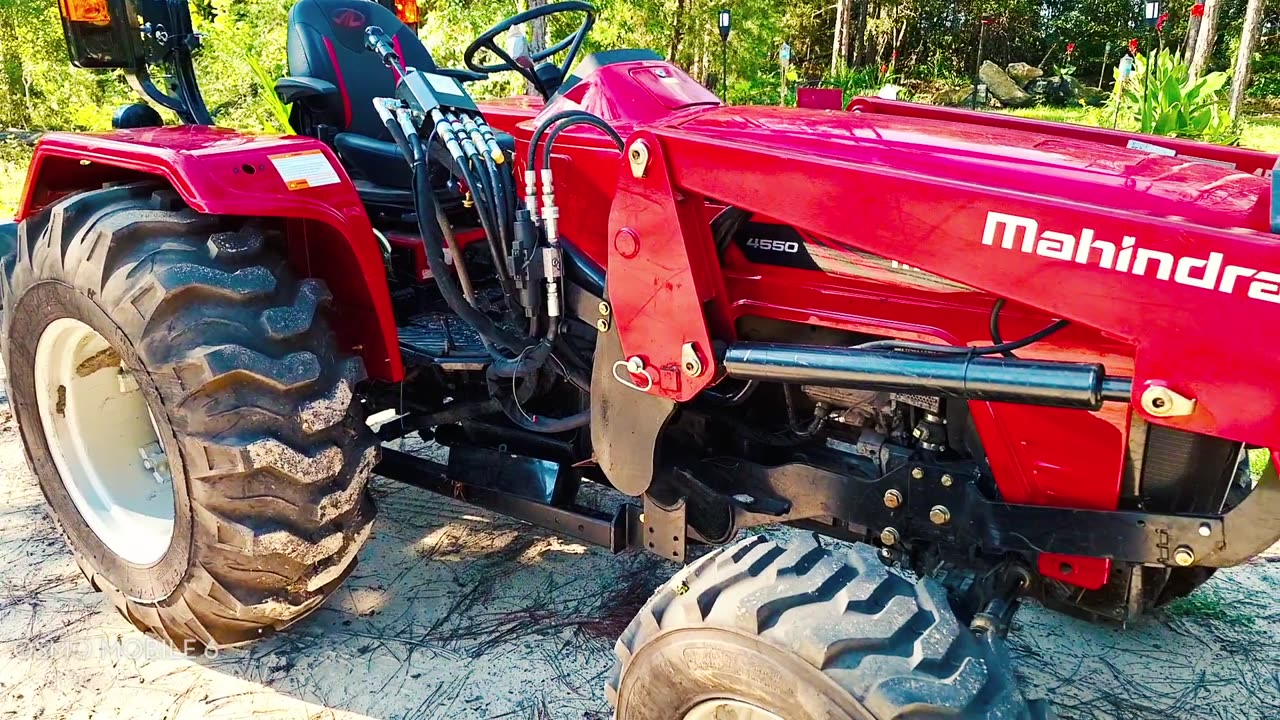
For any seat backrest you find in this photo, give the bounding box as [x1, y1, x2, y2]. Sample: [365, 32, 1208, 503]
[286, 0, 436, 139]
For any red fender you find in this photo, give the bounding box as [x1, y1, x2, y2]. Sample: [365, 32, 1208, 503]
[17, 126, 403, 382]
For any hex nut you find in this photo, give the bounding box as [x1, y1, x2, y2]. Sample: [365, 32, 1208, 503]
[880, 527, 900, 546]
[883, 489, 903, 509]
[929, 505, 951, 525]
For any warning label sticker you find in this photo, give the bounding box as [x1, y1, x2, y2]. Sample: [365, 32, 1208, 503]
[269, 150, 341, 190]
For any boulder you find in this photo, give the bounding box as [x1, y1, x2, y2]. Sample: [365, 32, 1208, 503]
[979, 60, 1034, 107]
[932, 86, 976, 106]
[1025, 75, 1100, 106]
[1079, 84, 1107, 107]
[1006, 62, 1043, 85]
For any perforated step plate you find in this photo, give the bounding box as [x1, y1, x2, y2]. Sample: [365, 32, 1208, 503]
[398, 313, 488, 370]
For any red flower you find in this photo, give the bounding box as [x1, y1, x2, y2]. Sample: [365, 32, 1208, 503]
[880, 63, 888, 74]
[1191, 2, 1205, 17]
[1066, 42, 1076, 55]
[891, 50, 898, 60]
[1129, 38, 1140, 53]
[1157, 12, 1169, 31]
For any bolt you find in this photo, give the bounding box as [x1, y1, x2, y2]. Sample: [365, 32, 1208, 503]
[929, 505, 952, 525]
[910, 467, 925, 480]
[1172, 546, 1195, 566]
[880, 527, 900, 546]
[598, 301, 611, 316]
[940, 473, 954, 487]
[1198, 523, 1212, 537]
[595, 318, 610, 333]
[883, 489, 903, 509]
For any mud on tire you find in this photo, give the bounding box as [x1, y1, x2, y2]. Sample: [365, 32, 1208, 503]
[609, 536, 1039, 720]
[1, 183, 378, 650]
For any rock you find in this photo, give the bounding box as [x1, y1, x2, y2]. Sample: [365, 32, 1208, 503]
[876, 84, 903, 100]
[979, 60, 1034, 107]
[1006, 62, 1044, 85]
[1025, 75, 1100, 106]
[932, 86, 976, 106]
[1079, 84, 1107, 107]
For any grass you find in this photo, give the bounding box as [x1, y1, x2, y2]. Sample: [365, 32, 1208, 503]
[1000, 105, 1280, 154]
[1249, 448, 1273, 480]
[0, 142, 32, 220]
[1162, 586, 1257, 627]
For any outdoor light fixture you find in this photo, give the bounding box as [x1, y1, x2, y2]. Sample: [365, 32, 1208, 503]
[718, 9, 731, 98]
[1144, 0, 1162, 26]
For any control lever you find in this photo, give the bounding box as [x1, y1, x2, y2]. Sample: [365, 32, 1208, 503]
[364, 26, 406, 76]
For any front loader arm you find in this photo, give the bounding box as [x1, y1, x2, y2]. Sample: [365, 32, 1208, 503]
[605, 118, 1280, 451]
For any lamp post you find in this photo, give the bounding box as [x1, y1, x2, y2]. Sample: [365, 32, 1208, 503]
[972, 16, 992, 110]
[1141, 0, 1162, 133]
[718, 9, 731, 99]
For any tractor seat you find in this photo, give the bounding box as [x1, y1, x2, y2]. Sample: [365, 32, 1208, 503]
[278, 0, 512, 205]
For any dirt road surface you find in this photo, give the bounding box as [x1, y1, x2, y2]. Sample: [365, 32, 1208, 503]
[1, 380, 1278, 719]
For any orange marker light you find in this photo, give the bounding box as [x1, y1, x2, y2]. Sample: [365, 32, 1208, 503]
[59, 0, 112, 26]
[394, 0, 419, 28]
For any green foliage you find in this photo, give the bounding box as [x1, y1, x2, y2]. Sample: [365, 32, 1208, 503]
[1112, 49, 1237, 144]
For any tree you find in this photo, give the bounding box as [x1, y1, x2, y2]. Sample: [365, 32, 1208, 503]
[831, 0, 852, 71]
[1229, 0, 1267, 118]
[1189, 0, 1222, 81]
[1183, 1, 1203, 63]
[526, 0, 547, 95]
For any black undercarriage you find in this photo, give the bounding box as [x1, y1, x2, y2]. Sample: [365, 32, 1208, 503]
[368, 231, 1276, 626]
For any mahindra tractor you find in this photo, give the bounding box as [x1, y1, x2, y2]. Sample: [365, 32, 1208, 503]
[4, 0, 1280, 716]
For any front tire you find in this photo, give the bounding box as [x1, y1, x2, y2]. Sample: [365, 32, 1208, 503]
[609, 536, 1038, 719]
[2, 184, 377, 650]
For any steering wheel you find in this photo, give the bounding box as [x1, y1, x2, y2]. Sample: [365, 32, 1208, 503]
[463, 1, 596, 98]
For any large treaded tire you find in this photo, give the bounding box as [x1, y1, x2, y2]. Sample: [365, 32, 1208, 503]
[609, 536, 1038, 720]
[1, 184, 378, 650]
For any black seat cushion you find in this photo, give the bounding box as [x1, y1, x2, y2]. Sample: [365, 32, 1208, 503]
[286, 0, 516, 198]
[287, 0, 437, 190]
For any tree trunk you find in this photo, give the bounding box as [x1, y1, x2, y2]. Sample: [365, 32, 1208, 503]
[1189, 0, 1222, 82]
[526, 0, 547, 95]
[831, 0, 848, 72]
[1183, 11, 1202, 64]
[668, 0, 687, 62]
[1229, 0, 1267, 118]
[851, 0, 868, 67]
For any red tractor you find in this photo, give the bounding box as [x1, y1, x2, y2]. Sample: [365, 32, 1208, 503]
[5, 0, 1279, 716]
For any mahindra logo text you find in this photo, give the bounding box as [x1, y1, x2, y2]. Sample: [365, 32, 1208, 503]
[982, 211, 1280, 305]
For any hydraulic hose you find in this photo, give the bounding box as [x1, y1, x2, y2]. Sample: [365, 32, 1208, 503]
[539, 115, 625, 172]
[410, 134, 526, 355]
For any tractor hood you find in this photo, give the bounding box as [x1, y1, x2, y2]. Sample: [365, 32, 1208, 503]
[667, 107, 1274, 234]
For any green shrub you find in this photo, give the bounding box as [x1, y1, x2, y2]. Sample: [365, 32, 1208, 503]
[1111, 48, 1237, 145]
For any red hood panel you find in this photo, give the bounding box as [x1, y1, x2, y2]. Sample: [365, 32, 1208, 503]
[669, 107, 1272, 233]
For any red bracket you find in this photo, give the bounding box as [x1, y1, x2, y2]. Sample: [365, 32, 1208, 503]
[606, 132, 718, 403]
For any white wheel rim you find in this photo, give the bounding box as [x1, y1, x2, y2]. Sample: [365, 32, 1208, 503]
[683, 700, 785, 720]
[33, 318, 175, 565]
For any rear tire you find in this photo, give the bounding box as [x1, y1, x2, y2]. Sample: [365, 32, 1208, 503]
[609, 536, 1039, 719]
[1, 184, 378, 650]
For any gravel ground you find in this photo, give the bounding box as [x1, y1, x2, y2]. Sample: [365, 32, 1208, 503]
[0, 391, 1278, 719]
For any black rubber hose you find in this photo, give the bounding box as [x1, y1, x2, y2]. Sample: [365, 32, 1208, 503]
[486, 364, 591, 433]
[540, 115, 625, 174]
[410, 136, 526, 355]
[527, 110, 607, 172]
[858, 313, 1070, 357]
[488, 306, 559, 378]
